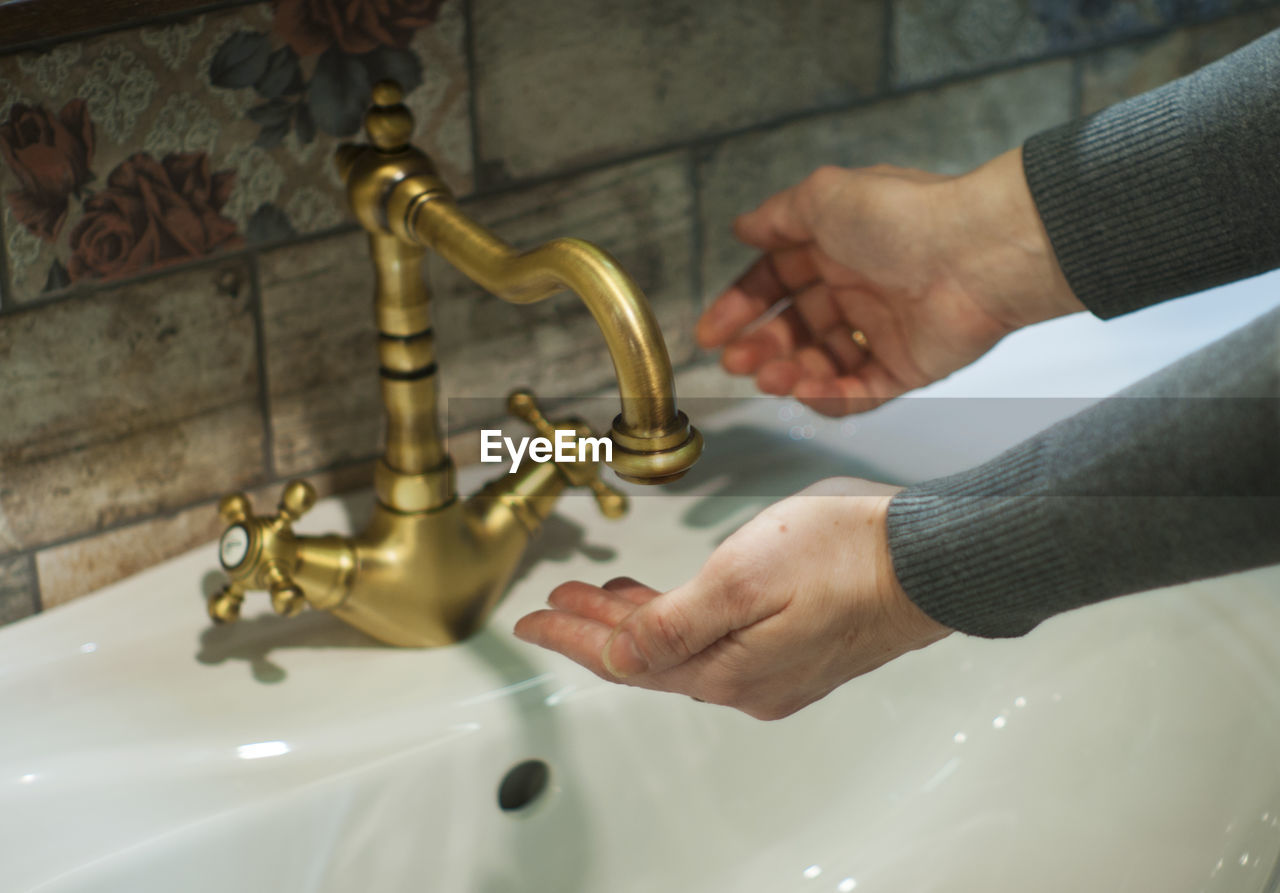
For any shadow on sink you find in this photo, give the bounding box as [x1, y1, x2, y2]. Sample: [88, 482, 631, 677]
[195, 600, 380, 683]
[662, 423, 899, 531]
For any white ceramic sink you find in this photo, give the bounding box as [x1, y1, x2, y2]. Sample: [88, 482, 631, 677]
[4, 277, 1279, 893]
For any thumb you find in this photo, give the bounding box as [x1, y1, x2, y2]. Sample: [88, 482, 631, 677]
[733, 184, 811, 252]
[601, 577, 756, 678]
[733, 167, 835, 251]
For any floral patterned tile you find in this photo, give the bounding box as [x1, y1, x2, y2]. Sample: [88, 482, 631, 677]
[0, 0, 470, 305]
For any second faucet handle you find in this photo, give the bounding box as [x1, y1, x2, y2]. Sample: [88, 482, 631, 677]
[507, 390, 628, 519]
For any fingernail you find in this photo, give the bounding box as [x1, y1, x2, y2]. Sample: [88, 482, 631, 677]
[602, 630, 648, 678]
[512, 617, 535, 643]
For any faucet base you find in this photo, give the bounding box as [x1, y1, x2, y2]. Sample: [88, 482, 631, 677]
[325, 460, 568, 647]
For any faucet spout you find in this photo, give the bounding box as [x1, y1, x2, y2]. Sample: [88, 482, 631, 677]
[402, 198, 702, 483]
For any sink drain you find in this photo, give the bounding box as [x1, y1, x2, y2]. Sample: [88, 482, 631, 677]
[498, 759, 550, 812]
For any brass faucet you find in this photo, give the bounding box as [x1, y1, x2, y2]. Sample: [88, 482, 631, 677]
[207, 81, 702, 647]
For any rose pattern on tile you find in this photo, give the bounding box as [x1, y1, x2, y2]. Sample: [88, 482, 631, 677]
[208, 0, 447, 149]
[275, 0, 447, 55]
[0, 1, 471, 303]
[0, 97, 240, 287]
[67, 151, 241, 282]
[0, 99, 95, 242]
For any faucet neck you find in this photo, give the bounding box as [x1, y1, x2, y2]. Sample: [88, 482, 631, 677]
[368, 232, 455, 511]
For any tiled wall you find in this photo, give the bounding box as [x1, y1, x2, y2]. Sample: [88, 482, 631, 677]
[2, 0, 1277, 627]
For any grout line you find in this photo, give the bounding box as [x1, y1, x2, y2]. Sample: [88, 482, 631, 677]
[457, 32, 1170, 204]
[0, 196, 9, 311]
[24, 552, 43, 615]
[878, 23, 1179, 99]
[246, 251, 278, 484]
[0, 0, 264, 58]
[8, 453, 380, 561]
[15, 394, 263, 472]
[461, 0, 486, 190]
[0, 223, 359, 318]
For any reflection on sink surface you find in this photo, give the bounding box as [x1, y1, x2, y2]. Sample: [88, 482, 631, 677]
[3, 398, 1280, 893]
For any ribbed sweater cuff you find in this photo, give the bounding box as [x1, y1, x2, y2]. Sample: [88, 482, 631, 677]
[1023, 83, 1248, 319]
[886, 441, 1086, 639]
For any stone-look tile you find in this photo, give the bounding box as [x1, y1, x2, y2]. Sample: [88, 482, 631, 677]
[0, 0, 470, 303]
[893, 0, 1170, 85]
[698, 62, 1074, 300]
[36, 498, 226, 611]
[0, 261, 255, 464]
[1080, 10, 1280, 113]
[3, 404, 265, 554]
[430, 152, 700, 430]
[258, 230, 382, 477]
[0, 555, 38, 626]
[0, 260, 265, 551]
[35, 460, 374, 610]
[472, 0, 884, 183]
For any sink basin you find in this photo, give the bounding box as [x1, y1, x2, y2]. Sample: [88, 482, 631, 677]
[5, 271, 1280, 892]
[4, 392, 1280, 893]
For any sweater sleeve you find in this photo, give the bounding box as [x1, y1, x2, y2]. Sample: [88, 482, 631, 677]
[886, 306, 1280, 638]
[1023, 29, 1280, 319]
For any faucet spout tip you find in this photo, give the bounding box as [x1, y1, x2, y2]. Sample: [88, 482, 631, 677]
[608, 415, 703, 485]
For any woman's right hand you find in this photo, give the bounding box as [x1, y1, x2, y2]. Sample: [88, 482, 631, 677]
[696, 148, 1085, 416]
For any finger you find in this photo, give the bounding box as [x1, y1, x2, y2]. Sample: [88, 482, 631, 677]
[793, 365, 905, 416]
[818, 325, 869, 376]
[697, 248, 818, 349]
[720, 307, 810, 375]
[755, 330, 864, 395]
[733, 184, 813, 252]
[755, 357, 804, 395]
[790, 282, 843, 339]
[601, 576, 663, 606]
[791, 343, 841, 381]
[547, 581, 639, 628]
[624, 634, 748, 703]
[514, 610, 617, 680]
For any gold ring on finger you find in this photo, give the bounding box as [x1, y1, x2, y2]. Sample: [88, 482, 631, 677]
[850, 328, 870, 352]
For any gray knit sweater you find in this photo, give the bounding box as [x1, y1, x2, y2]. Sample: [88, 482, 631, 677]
[886, 30, 1280, 638]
